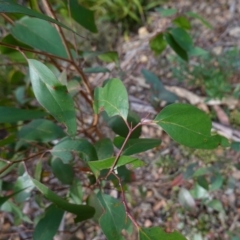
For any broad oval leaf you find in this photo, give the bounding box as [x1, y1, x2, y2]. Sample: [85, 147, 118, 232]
[97, 192, 130, 240]
[0, 106, 46, 123]
[173, 16, 191, 30]
[94, 78, 129, 120]
[69, 0, 97, 33]
[114, 137, 161, 155]
[98, 51, 119, 63]
[88, 156, 144, 177]
[0, 1, 78, 34]
[170, 27, 193, 52]
[28, 59, 77, 135]
[51, 158, 74, 185]
[51, 138, 98, 163]
[94, 138, 114, 159]
[178, 187, 196, 212]
[31, 178, 95, 222]
[139, 227, 187, 240]
[11, 17, 68, 58]
[149, 33, 167, 55]
[33, 204, 64, 240]
[164, 32, 188, 61]
[155, 103, 221, 149]
[103, 111, 141, 139]
[18, 119, 65, 142]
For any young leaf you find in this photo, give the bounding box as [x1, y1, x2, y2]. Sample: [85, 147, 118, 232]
[28, 59, 77, 135]
[149, 33, 167, 55]
[33, 204, 64, 240]
[51, 138, 98, 163]
[94, 79, 129, 120]
[88, 156, 144, 177]
[11, 17, 68, 58]
[164, 32, 188, 61]
[31, 178, 95, 222]
[169, 27, 193, 52]
[0, 1, 78, 34]
[114, 137, 161, 155]
[69, 0, 97, 33]
[94, 138, 114, 159]
[139, 227, 187, 240]
[103, 111, 141, 139]
[18, 119, 65, 142]
[173, 16, 191, 30]
[155, 103, 221, 149]
[97, 192, 130, 240]
[51, 158, 74, 185]
[0, 107, 46, 123]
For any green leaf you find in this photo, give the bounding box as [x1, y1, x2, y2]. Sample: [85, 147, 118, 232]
[173, 16, 191, 30]
[0, 189, 26, 207]
[88, 156, 144, 177]
[169, 27, 193, 52]
[155, 103, 222, 149]
[11, 17, 68, 58]
[33, 204, 64, 240]
[51, 158, 74, 185]
[156, 8, 177, 17]
[28, 59, 77, 135]
[231, 141, 240, 152]
[103, 111, 141, 139]
[206, 199, 224, 212]
[197, 176, 209, 190]
[141, 69, 178, 104]
[0, 1, 79, 34]
[0, 107, 46, 123]
[94, 78, 129, 120]
[97, 192, 130, 240]
[149, 33, 167, 55]
[18, 119, 65, 142]
[164, 32, 188, 61]
[51, 138, 98, 163]
[94, 138, 114, 159]
[83, 67, 110, 73]
[114, 137, 161, 155]
[189, 47, 208, 56]
[69, 0, 97, 33]
[14, 172, 35, 203]
[178, 187, 196, 211]
[186, 12, 213, 29]
[210, 172, 223, 191]
[139, 227, 187, 240]
[69, 179, 83, 205]
[98, 51, 119, 63]
[31, 178, 95, 222]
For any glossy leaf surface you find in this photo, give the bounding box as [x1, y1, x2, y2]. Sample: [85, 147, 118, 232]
[88, 156, 144, 177]
[28, 59, 77, 135]
[69, 0, 97, 33]
[97, 192, 130, 240]
[164, 32, 188, 61]
[31, 178, 95, 222]
[114, 137, 161, 155]
[18, 119, 65, 142]
[170, 27, 193, 51]
[94, 79, 129, 120]
[11, 17, 67, 58]
[51, 138, 98, 163]
[0, 107, 46, 123]
[33, 204, 64, 240]
[155, 103, 221, 149]
[139, 227, 187, 240]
